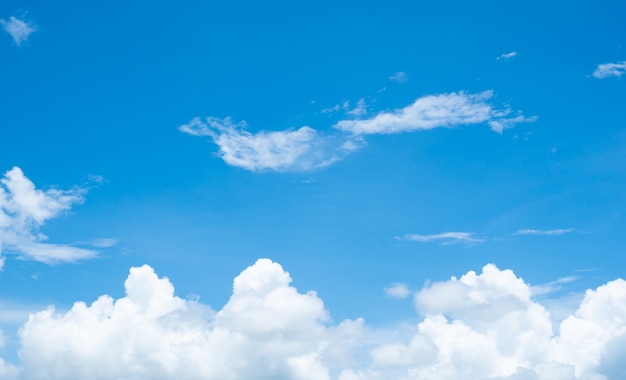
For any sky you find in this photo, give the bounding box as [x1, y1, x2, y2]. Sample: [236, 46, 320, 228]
[1, 0, 626, 378]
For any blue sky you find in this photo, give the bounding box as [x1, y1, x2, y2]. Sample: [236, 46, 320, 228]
[1, 1, 626, 378]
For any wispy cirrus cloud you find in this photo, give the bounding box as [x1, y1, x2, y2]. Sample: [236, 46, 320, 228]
[388, 71, 409, 83]
[1, 16, 36, 46]
[345, 98, 367, 117]
[591, 61, 626, 78]
[515, 228, 574, 236]
[0, 167, 101, 266]
[397, 231, 484, 245]
[531, 276, 579, 296]
[181, 91, 534, 172]
[179, 117, 358, 172]
[496, 51, 517, 61]
[334, 91, 536, 135]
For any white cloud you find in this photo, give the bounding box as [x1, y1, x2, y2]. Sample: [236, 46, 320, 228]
[0, 167, 98, 265]
[87, 238, 118, 248]
[488, 114, 538, 134]
[531, 276, 578, 297]
[388, 71, 409, 83]
[182, 91, 533, 172]
[16, 259, 364, 380]
[179, 117, 356, 172]
[398, 232, 484, 245]
[322, 100, 350, 114]
[372, 264, 626, 379]
[384, 283, 410, 299]
[515, 228, 574, 236]
[346, 99, 367, 117]
[496, 51, 517, 61]
[1, 260, 625, 379]
[591, 61, 626, 78]
[1, 16, 36, 46]
[334, 91, 535, 135]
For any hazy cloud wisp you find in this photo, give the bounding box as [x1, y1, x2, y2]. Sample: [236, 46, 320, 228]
[515, 228, 574, 236]
[496, 51, 517, 61]
[388, 71, 409, 83]
[591, 61, 626, 78]
[179, 117, 359, 172]
[1, 16, 36, 46]
[397, 232, 484, 245]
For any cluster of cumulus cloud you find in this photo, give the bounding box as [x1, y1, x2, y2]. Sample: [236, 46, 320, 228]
[0, 258, 624, 379]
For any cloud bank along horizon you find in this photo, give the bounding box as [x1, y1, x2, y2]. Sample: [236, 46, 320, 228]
[0, 258, 623, 379]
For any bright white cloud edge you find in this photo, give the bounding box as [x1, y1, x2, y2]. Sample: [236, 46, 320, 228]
[0, 17, 36, 46]
[0, 167, 101, 266]
[0, 259, 624, 379]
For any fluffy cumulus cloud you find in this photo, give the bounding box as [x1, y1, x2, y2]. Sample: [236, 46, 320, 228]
[0, 167, 98, 266]
[180, 91, 533, 172]
[333, 91, 535, 135]
[0, 260, 624, 379]
[179, 117, 357, 172]
[16, 259, 365, 380]
[1, 16, 36, 46]
[591, 61, 626, 79]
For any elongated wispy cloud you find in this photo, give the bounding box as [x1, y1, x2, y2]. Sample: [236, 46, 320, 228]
[591, 61, 626, 78]
[0, 167, 101, 266]
[515, 228, 574, 236]
[334, 91, 535, 135]
[181, 91, 534, 172]
[179, 117, 359, 172]
[4, 259, 626, 379]
[496, 51, 517, 60]
[397, 231, 484, 245]
[531, 276, 579, 296]
[1, 16, 36, 46]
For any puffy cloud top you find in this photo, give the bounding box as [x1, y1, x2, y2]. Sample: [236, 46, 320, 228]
[1, 260, 625, 379]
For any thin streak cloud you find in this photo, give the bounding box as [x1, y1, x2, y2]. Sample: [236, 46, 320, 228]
[397, 232, 484, 245]
[515, 228, 574, 236]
